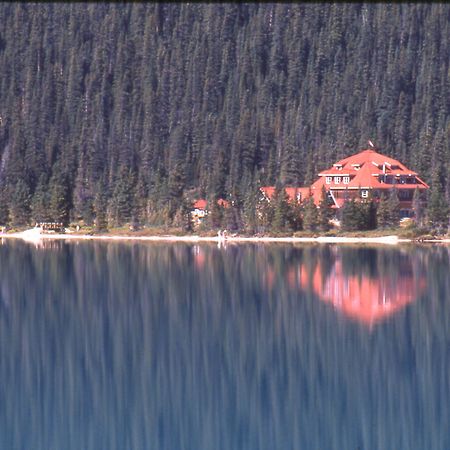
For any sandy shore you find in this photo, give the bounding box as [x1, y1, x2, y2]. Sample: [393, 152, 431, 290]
[1, 227, 448, 245]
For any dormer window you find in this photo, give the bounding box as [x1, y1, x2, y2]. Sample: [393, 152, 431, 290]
[351, 163, 361, 171]
[333, 164, 343, 171]
[326, 176, 332, 184]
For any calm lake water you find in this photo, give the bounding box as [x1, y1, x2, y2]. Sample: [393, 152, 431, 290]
[0, 240, 449, 450]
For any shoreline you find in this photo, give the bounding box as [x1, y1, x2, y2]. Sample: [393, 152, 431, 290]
[1, 228, 449, 245]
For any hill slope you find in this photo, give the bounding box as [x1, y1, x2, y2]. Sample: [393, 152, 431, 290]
[0, 3, 448, 226]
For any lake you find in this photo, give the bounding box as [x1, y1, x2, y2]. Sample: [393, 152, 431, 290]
[0, 240, 449, 450]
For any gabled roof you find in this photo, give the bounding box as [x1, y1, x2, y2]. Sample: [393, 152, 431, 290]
[193, 199, 208, 210]
[318, 149, 429, 190]
[193, 198, 229, 210]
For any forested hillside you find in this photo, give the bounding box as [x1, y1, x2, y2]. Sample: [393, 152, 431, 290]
[0, 3, 448, 229]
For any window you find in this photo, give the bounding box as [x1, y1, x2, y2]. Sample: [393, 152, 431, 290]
[398, 190, 413, 200]
[326, 176, 332, 184]
[343, 176, 350, 184]
[335, 177, 341, 184]
[361, 190, 368, 198]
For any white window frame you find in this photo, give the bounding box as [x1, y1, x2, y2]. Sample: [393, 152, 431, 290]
[325, 176, 332, 184]
[361, 190, 369, 198]
[335, 176, 341, 184]
[343, 176, 350, 184]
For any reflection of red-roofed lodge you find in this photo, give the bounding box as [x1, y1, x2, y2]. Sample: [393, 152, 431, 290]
[260, 146, 429, 219]
[294, 257, 426, 325]
[192, 245, 206, 268]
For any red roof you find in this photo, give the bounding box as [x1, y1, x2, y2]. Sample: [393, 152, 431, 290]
[193, 198, 229, 210]
[318, 149, 429, 190]
[258, 149, 429, 209]
[193, 199, 208, 210]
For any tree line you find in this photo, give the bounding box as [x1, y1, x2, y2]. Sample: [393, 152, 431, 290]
[199, 185, 447, 235]
[0, 3, 448, 231]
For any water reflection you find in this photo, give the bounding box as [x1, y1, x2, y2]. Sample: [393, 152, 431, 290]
[0, 241, 448, 450]
[293, 247, 427, 325]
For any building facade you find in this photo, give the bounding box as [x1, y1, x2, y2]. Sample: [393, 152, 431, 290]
[261, 148, 429, 218]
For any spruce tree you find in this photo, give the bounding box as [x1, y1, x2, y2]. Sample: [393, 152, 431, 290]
[376, 193, 390, 229]
[110, 168, 135, 226]
[341, 199, 360, 231]
[302, 197, 318, 232]
[10, 180, 32, 227]
[94, 179, 109, 232]
[207, 198, 224, 230]
[271, 184, 290, 232]
[426, 182, 449, 233]
[412, 187, 425, 227]
[49, 168, 71, 226]
[386, 188, 400, 227]
[317, 186, 333, 232]
[31, 174, 51, 224]
[0, 187, 10, 226]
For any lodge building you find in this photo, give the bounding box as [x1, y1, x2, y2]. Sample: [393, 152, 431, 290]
[261, 148, 429, 218]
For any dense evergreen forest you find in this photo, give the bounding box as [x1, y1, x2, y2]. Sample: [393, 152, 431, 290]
[0, 3, 448, 231]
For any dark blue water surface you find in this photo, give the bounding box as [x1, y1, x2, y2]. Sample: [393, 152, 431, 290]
[0, 240, 449, 450]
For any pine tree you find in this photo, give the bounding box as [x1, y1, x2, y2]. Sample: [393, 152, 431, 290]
[31, 174, 51, 224]
[0, 186, 10, 226]
[377, 189, 400, 229]
[110, 167, 135, 226]
[0, 4, 446, 230]
[302, 197, 318, 232]
[94, 178, 108, 231]
[317, 186, 333, 232]
[207, 198, 224, 230]
[271, 184, 290, 232]
[412, 187, 425, 227]
[10, 180, 32, 227]
[386, 188, 400, 226]
[341, 199, 360, 231]
[426, 181, 449, 233]
[376, 193, 390, 229]
[48, 166, 71, 226]
[180, 197, 194, 232]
